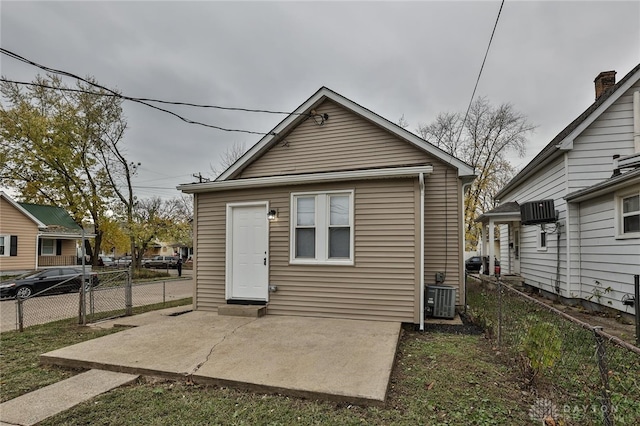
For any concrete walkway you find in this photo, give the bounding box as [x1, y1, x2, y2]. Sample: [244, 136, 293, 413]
[40, 311, 401, 406]
[0, 369, 138, 426]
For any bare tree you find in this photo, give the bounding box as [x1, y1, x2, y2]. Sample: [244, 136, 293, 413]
[210, 142, 247, 178]
[417, 97, 535, 248]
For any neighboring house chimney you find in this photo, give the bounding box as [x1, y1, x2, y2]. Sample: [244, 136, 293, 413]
[594, 70, 616, 100]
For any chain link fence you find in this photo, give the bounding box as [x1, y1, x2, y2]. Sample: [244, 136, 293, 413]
[5, 270, 192, 331]
[467, 277, 640, 425]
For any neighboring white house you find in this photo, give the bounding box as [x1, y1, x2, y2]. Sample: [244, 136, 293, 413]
[478, 64, 640, 314]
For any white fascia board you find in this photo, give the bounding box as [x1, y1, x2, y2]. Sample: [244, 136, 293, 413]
[565, 171, 640, 203]
[217, 87, 475, 181]
[556, 72, 640, 150]
[179, 165, 434, 194]
[0, 191, 47, 228]
[39, 232, 95, 239]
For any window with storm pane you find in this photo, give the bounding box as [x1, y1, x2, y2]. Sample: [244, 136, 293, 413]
[295, 196, 316, 258]
[329, 195, 350, 258]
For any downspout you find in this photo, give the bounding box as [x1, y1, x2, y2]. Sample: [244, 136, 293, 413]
[419, 172, 425, 331]
[461, 181, 473, 309]
[634, 91, 640, 153]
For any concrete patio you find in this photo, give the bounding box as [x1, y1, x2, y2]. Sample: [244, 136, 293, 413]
[40, 310, 402, 406]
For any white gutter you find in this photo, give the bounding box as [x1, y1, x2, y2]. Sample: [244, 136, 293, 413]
[419, 172, 425, 331]
[634, 91, 640, 153]
[179, 165, 434, 193]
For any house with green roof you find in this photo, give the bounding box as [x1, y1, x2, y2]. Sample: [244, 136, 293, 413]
[0, 191, 88, 273]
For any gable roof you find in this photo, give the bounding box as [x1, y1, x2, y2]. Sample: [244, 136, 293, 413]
[0, 191, 46, 228]
[18, 202, 83, 233]
[217, 87, 475, 181]
[496, 63, 640, 199]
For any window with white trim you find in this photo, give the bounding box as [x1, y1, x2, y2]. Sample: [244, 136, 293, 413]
[291, 191, 354, 264]
[0, 235, 8, 256]
[617, 190, 640, 238]
[41, 239, 55, 256]
[0, 235, 17, 256]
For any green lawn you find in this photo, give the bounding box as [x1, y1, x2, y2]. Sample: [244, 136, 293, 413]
[1, 320, 534, 425]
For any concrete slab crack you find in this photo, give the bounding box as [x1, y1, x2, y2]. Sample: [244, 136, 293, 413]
[186, 318, 258, 378]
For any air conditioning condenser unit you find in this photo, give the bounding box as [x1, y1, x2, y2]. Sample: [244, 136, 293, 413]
[425, 285, 456, 319]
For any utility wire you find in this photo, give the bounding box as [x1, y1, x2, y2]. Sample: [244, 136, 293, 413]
[0, 48, 309, 135]
[454, 0, 505, 147]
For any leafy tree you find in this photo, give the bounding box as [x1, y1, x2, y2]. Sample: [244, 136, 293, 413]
[417, 97, 535, 249]
[129, 197, 191, 267]
[0, 74, 128, 263]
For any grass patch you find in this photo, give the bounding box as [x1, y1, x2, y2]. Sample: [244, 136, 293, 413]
[0, 319, 122, 402]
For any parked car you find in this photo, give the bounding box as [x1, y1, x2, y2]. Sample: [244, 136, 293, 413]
[98, 256, 116, 267]
[465, 256, 500, 275]
[114, 256, 132, 267]
[0, 268, 99, 299]
[143, 255, 179, 269]
[465, 256, 483, 273]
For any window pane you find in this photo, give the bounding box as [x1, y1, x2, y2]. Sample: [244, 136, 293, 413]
[329, 227, 350, 258]
[330, 195, 349, 226]
[540, 232, 546, 247]
[623, 195, 639, 214]
[295, 228, 315, 258]
[0, 236, 4, 255]
[623, 215, 640, 233]
[296, 197, 315, 226]
[42, 239, 54, 255]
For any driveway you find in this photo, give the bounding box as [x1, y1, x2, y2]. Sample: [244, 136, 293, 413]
[40, 311, 401, 405]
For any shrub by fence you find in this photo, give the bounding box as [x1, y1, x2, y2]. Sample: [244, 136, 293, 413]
[467, 277, 640, 425]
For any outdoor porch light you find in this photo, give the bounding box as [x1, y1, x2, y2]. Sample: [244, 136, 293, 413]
[267, 209, 277, 221]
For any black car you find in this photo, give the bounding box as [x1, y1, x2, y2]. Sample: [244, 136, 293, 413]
[0, 268, 98, 299]
[465, 256, 483, 273]
[465, 256, 500, 275]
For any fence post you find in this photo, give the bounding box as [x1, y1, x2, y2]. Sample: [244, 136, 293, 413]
[17, 298, 24, 332]
[163, 280, 166, 305]
[593, 326, 613, 426]
[497, 278, 503, 347]
[125, 270, 133, 316]
[634, 274, 639, 346]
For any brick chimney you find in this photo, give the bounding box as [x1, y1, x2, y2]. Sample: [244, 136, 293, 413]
[594, 70, 616, 100]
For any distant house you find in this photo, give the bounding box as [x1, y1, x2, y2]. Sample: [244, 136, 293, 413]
[179, 87, 476, 328]
[478, 64, 640, 313]
[0, 192, 89, 274]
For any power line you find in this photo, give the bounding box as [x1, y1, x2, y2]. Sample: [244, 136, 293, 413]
[0, 48, 302, 136]
[454, 0, 505, 147]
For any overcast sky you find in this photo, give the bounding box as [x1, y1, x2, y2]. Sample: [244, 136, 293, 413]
[1, 1, 639, 200]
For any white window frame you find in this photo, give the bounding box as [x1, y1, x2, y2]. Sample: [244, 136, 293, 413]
[41, 239, 55, 256]
[615, 188, 640, 239]
[290, 190, 354, 265]
[537, 225, 548, 251]
[0, 235, 9, 256]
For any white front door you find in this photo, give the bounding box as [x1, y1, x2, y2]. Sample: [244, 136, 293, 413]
[227, 204, 268, 301]
[513, 227, 521, 274]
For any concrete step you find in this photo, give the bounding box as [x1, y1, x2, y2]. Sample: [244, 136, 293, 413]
[218, 304, 267, 318]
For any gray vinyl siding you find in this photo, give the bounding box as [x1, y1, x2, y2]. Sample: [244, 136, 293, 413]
[423, 162, 463, 304]
[567, 80, 640, 192]
[194, 179, 420, 323]
[577, 194, 639, 311]
[238, 99, 431, 178]
[500, 155, 568, 295]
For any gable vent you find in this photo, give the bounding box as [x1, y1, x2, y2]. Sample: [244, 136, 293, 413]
[520, 199, 556, 225]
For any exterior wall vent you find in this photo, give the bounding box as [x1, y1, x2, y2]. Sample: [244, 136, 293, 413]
[425, 285, 456, 319]
[520, 199, 556, 225]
